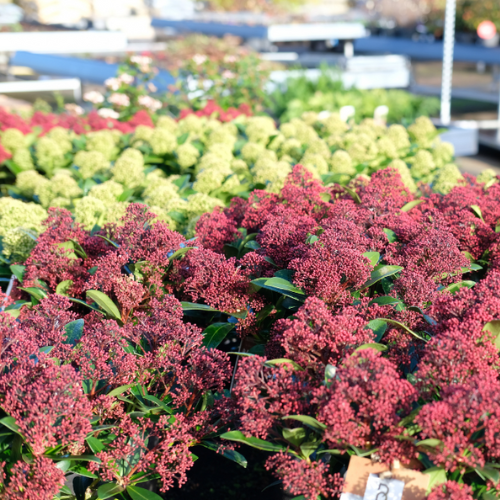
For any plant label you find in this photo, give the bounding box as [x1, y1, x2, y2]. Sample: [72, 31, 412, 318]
[363, 473, 404, 500]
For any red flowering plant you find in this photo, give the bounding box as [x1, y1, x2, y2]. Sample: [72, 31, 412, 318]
[0, 205, 246, 500]
[3, 164, 500, 499]
[191, 165, 500, 499]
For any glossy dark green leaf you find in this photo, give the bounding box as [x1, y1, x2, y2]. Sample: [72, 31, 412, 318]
[18, 287, 47, 301]
[127, 486, 163, 500]
[471, 204, 485, 222]
[181, 302, 219, 313]
[64, 319, 84, 345]
[251, 277, 305, 301]
[400, 199, 423, 212]
[265, 358, 304, 371]
[361, 265, 403, 290]
[282, 415, 326, 432]
[382, 228, 398, 243]
[97, 482, 124, 500]
[57, 241, 78, 260]
[244, 240, 261, 250]
[86, 436, 105, 454]
[10, 265, 25, 283]
[69, 297, 101, 313]
[341, 185, 361, 204]
[56, 279, 74, 296]
[95, 235, 120, 249]
[362, 252, 380, 267]
[221, 430, 286, 452]
[69, 239, 88, 259]
[379, 318, 427, 342]
[354, 343, 388, 353]
[475, 466, 500, 485]
[368, 296, 402, 306]
[0, 416, 20, 434]
[202, 322, 234, 349]
[200, 440, 247, 468]
[483, 321, 500, 350]
[444, 280, 476, 294]
[423, 467, 447, 494]
[86, 290, 121, 321]
[168, 247, 195, 261]
[416, 439, 443, 448]
[365, 319, 388, 342]
[282, 427, 307, 447]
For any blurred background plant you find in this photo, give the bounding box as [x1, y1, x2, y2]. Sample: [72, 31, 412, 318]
[84, 55, 163, 121]
[268, 65, 441, 123]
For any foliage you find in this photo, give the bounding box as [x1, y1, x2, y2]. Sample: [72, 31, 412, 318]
[268, 65, 441, 124]
[0, 113, 463, 264]
[1, 163, 500, 498]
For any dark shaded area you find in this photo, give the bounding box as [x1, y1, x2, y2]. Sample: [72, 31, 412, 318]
[167, 445, 283, 500]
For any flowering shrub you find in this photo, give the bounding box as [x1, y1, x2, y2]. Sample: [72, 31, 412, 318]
[0, 113, 465, 265]
[2, 163, 500, 498]
[0, 205, 239, 499]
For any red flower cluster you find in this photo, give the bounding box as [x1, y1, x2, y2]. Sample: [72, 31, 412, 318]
[179, 100, 252, 122]
[4, 163, 500, 499]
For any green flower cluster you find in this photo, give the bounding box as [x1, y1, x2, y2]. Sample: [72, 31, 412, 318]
[0, 112, 464, 261]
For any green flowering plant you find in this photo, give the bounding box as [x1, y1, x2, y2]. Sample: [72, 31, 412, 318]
[0, 112, 468, 264]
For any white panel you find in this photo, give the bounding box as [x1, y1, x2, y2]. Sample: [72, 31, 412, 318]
[0, 31, 128, 54]
[268, 23, 368, 42]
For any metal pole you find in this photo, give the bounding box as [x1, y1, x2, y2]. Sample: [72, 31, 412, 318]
[440, 0, 456, 125]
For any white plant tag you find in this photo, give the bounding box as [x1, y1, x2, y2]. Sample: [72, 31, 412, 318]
[363, 473, 405, 500]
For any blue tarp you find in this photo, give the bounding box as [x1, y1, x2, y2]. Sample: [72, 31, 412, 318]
[354, 36, 500, 64]
[10, 51, 176, 89]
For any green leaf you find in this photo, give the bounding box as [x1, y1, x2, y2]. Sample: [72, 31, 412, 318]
[365, 319, 388, 342]
[18, 287, 47, 302]
[362, 252, 380, 267]
[86, 290, 121, 321]
[341, 185, 361, 204]
[86, 436, 105, 454]
[401, 199, 423, 212]
[168, 247, 195, 261]
[202, 322, 234, 350]
[282, 415, 326, 432]
[127, 486, 163, 500]
[368, 296, 402, 307]
[97, 482, 124, 500]
[69, 297, 101, 313]
[69, 239, 88, 259]
[355, 343, 388, 353]
[94, 235, 120, 249]
[117, 188, 135, 202]
[471, 204, 485, 222]
[265, 358, 304, 371]
[444, 281, 476, 294]
[483, 321, 500, 350]
[142, 395, 172, 413]
[57, 241, 78, 260]
[10, 265, 25, 283]
[244, 240, 261, 250]
[181, 302, 219, 313]
[300, 440, 320, 459]
[177, 132, 189, 145]
[56, 279, 74, 296]
[251, 277, 305, 301]
[416, 439, 443, 448]
[361, 265, 403, 290]
[423, 467, 447, 494]
[53, 454, 102, 464]
[476, 466, 500, 485]
[382, 228, 398, 243]
[107, 384, 135, 398]
[221, 430, 286, 452]
[64, 319, 84, 345]
[282, 427, 307, 447]
[200, 440, 247, 468]
[378, 318, 427, 342]
[72, 466, 97, 478]
[0, 416, 20, 433]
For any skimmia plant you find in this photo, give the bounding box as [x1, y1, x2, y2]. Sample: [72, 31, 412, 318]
[1, 164, 500, 499]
